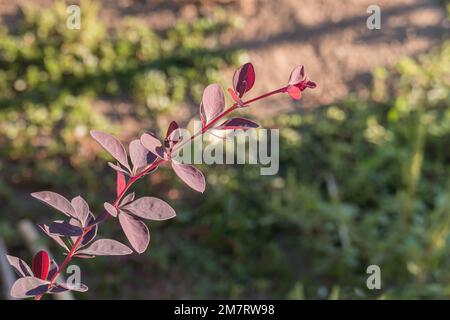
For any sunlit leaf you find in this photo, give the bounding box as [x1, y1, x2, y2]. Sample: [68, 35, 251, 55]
[107, 162, 131, 176]
[6, 255, 33, 278]
[140, 132, 164, 158]
[171, 161, 206, 193]
[31, 191, 75, 218]
[71, 196, 90, 226]
[10, 277, 49, 299]
[122, 197, 176, 221]
[90, 131, 130, 170]
[129, 139, 155, 175]
[201, 84, 225, 124]
[77, 239, 133, 256]
[288, 65, 306, 85]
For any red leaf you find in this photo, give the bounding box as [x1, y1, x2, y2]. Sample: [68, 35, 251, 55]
[306, 80, 317, 88]
[227, 88, 244, 107]
[233, 63, 255, 97]
[120, 192, 135, 206]
[116, 168, 126, 197]
[104, 202, 118, 217]
[166, 121, 180, 141]
[37, 224, 69, 252]
[286, 85, 302, 100]
[165, 121, 181, 151]
[216, 117, 259, 130]
[32, 251, 50, 281]
[171, 161, 206, 193]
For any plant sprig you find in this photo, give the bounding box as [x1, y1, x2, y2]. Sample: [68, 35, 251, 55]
[6, 63, 316, 299]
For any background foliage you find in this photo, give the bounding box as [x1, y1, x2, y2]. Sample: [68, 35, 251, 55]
[1, 1, 450, 299]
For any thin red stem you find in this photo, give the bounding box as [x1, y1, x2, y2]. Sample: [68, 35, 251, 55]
[35, 85, 286, 300]
[241, 87, 287, 106]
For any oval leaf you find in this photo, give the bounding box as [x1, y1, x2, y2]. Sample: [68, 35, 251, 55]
[120, 192, 135, 206]
[10, 277, 49, 299]
[6, 255, 33, 278]
[37, 224, 69, 252]
[140, 132, 164, 158]
[122, 197, 176, 221]
[227, 87, 244, 107]
[119, 212, 150, 254]
[166, 121, 180, 141]
[107, 162, 131, 176]
[233, 63, 255, 97]
[288, 65, 306, 86]
[72, 253, 95, 259]
[286, 85, 302, 100]
[216, 117, 259, 130]
[165, 121, 182, 152]
[31, 191, 75, 217]
[77, 239, 133, 256]
[201, 84, 225, 124]
[80, 215, 98, 246]
[104, 202, 118, 217]
[49, 221, 83, 237]
[171, 161, 206, 193]
[71, 196, 90, 226]
[90, 131, 130, 170]
[129, 139, 155, 175]
[33, 251, 50, 281]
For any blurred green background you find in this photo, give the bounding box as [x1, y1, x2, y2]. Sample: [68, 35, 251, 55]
[0, 0, 450, 299]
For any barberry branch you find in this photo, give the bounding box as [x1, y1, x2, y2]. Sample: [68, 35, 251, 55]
[7, 63, 316, 300]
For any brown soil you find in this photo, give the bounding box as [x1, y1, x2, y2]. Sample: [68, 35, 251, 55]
[1, 0, 448, 119]
[231, 0, 449, 118]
